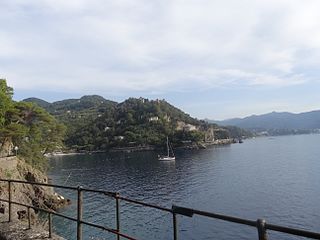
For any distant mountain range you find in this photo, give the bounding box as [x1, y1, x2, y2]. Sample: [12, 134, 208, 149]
[210, 110, 320, 135]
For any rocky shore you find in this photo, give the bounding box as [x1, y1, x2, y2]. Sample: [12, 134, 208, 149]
[0, 156, 69, 239]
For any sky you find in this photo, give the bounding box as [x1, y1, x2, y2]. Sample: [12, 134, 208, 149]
[1, 0, 320, 120]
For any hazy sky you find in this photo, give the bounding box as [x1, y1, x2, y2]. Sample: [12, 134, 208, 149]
[1, 0, 320, 120]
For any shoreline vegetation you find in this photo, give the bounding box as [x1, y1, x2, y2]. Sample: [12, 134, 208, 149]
[23, 95, 252, 154]
[47, 138, 236, 156]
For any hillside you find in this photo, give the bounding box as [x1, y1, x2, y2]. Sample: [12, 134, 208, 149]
[25, 96, 240, 151]
[59, 98, 225, 150]
[24, 95, 117, 122]
[211, 110, 320, 135]
[24, 95, 117, 147]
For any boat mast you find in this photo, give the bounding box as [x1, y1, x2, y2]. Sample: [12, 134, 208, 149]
[167, 136, 169, 157]
[170, 141, 175, 157]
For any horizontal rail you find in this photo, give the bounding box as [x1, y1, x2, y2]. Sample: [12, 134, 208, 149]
[0, 178, 171, 211]
[0, 197, 77, 222]
[172, 205, 257, 226]
[0, 178, 78, 191]
[1, 178, 320, 240]
[0, 179, 116, 197]
[172, 205, 320, 239]
[266, 223, 320, 239]
[0, 198, 136, 240]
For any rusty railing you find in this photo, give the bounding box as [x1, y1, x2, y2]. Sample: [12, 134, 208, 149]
[0, 179, 319, 240]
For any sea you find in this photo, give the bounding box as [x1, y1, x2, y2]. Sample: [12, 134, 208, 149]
[48, 134, 320, 240]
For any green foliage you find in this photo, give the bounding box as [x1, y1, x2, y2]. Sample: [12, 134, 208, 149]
[0, 79, 14, 126]
[26, 96, 243, 151]
[25, 95, 117, 149]
[52, 97, 230, 150]
[0, 80, 66, 171]
[224, 126, 253, 138]
[213, 129, 230, 139]
[173, 130, 205, 143]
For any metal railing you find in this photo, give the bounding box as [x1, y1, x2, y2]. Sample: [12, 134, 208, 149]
[0, 178, 319, 240]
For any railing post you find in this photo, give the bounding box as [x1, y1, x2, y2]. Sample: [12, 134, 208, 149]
[27, 207, 31, 229]
[8, 180, 12, 222]
[257, 219, 268, 240]
[48, 212, 52, 238]
[115, 192, 120, 240]
[77, 186, 83, 240]
[173, 213, 178, 240]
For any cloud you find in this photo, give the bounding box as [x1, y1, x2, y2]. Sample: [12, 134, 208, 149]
[1, 0, 320, 96]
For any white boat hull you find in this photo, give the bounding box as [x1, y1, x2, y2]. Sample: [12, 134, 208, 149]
[158, 156, 175, 161]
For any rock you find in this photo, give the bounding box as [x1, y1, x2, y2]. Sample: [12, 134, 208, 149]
[0, 204, 5, 214]
[17, 210, 27, 220]
[25, 172, 36, 183]
[0, 157, 70, 239]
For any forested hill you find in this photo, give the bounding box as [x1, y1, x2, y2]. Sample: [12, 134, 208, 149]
[25, 96, 247, 151]
[24, 95, 117, 144]
[211, 110, 320, 135]
[66, 97, 219, 150]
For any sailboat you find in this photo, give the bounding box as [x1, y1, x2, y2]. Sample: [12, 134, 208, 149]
[158, 137, 175, 161]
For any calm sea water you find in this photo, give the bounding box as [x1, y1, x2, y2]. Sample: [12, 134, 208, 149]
[48, 134, 320, 240]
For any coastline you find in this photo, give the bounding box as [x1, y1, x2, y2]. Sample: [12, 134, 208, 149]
[47, 139, 236, 156]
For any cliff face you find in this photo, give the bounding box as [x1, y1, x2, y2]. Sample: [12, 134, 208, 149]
[0, 156, 69, 223]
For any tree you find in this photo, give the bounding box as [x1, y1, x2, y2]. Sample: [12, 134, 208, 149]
[12, 102, 66, 169]
[0, 79, 16, 154]
[0, 79, 13, 126]
[0, 80, 66, 170]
